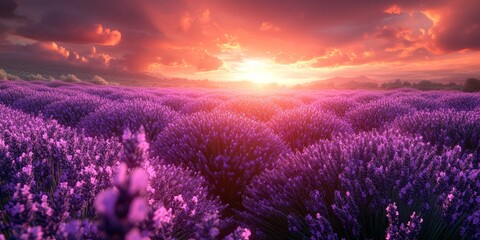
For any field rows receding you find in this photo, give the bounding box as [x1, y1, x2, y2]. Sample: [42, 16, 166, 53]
[0, 80, 479, 239]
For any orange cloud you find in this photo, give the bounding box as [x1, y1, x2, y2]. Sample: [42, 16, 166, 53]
[24, 42, 71, 60]
[259, 22, 280, 32]
[384, 5, 403, 14]
[92, 24, 121, 46]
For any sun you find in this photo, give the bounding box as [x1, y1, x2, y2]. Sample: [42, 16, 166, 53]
[235, 59, 280, 84]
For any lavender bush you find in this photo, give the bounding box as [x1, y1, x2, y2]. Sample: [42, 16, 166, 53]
[264, 95, 304, 110]
[0, 105, 120, 238]
[440, 93, 480, 111]
[394, 109, 480, 153]
[159, 94, 194, 112]
[151, 112, 289, 210]
[346, 99, 414, 132]
[312, 96, 359, 117]
[181, 96, 223, 114]
[78, 100, 178, 142]
[268, 106, 353, 151]
[0, 86, 36, 106]
[216, 97, 282, 122]
[242, 130, 471, 239]
[43, 94, 109, 127]
[12, 91, 67, 115]
[398, 95, 446, 111]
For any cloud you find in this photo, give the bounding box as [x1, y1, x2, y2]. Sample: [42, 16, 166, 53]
[12, 41, 117, 69]
[191, 51, 223, 71]
[0, 0, 17, 18]
[0, 0, 478, 81]
[259, 22, 280, 32]
[122, 47, 223, 72]
[23, 42, 72, 61]
[428, 0, 480, 51]
[17, 10, 121, 45]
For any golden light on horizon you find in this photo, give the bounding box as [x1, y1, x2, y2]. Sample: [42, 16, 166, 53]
[226, 58, 323, 85]
[234, 59, 277, 84]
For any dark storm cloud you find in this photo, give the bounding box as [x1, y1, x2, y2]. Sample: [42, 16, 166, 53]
[17, 10, 121, 45]
[433, 0, 480, 51]
[0, 0, 17, 18]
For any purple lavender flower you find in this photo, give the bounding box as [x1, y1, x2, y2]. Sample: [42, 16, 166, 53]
[268, 106, 353, 151]
[151, 111, 289, 210]
[11, 90, 67, 115]
[394, 109, 480, 153]
[4, 184, 37, 238]
[181, 96, 222, 114]
[312, 96, 359, 117]
[159, 94, 193, 111]
[440, 93, 480, 111]
[385, 203, 423, 240]
[346, 99, 414, 131]
[43, 94, 108, 127]
[225, 227, 252, 240]
[120, 127, 149, 169]
[0, 86, 36, 105]
[216, 96, 282, 122]
[144, 163, 224, 239]
[264, 95, 304, 110]
[95, 164, 149, 238]
[78, 100, 178, 142]
[242, 130, 439, 239]
[194, 213, 220, 240]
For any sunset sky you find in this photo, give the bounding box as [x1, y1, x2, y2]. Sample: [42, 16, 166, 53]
[1, 0, 479, 85]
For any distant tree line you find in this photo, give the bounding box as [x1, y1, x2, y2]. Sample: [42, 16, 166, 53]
[463, 78, 480, 92]
[298, 78, 480, 92]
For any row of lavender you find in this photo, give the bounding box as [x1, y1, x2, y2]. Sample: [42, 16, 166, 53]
[0, 80, 479, 239]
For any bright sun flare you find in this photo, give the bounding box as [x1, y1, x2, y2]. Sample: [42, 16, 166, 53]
[235, 59, 280, 84]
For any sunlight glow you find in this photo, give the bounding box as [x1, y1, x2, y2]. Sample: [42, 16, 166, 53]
[234, 59, 286, 84]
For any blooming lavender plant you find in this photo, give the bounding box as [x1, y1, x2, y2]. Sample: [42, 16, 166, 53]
[0, 86, 36, 106]
[181, 96, 223, 114]
[11, 90, 67, 115]
[397, 95, 446, 111]
[152, 111, 289, 211]
[145, 163, 225, 239]
[345, 99, 414, 132]
[43, 94, 109, 127]
[440, 93, 480, 111]
[104, 89, 158, 102]
[264, 95, 304, 110]
[78, 100, 178, 142]
[95, 128, 152, 238]
[268, 106, 353, 151]
[394, 109, 480, 153]
[159, 94, 194, 111]
[242, 130, 454, 239]
[312, 96, 360, 117]
[216, 96, 282, 122]
[385, 202, 423, 240]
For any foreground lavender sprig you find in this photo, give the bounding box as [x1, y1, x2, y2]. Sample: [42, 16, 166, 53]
[385, 203, 423, 240]
[95, 129, 150, 238]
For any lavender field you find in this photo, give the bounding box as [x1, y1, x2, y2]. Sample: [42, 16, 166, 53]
[0, 80, 479, 239]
